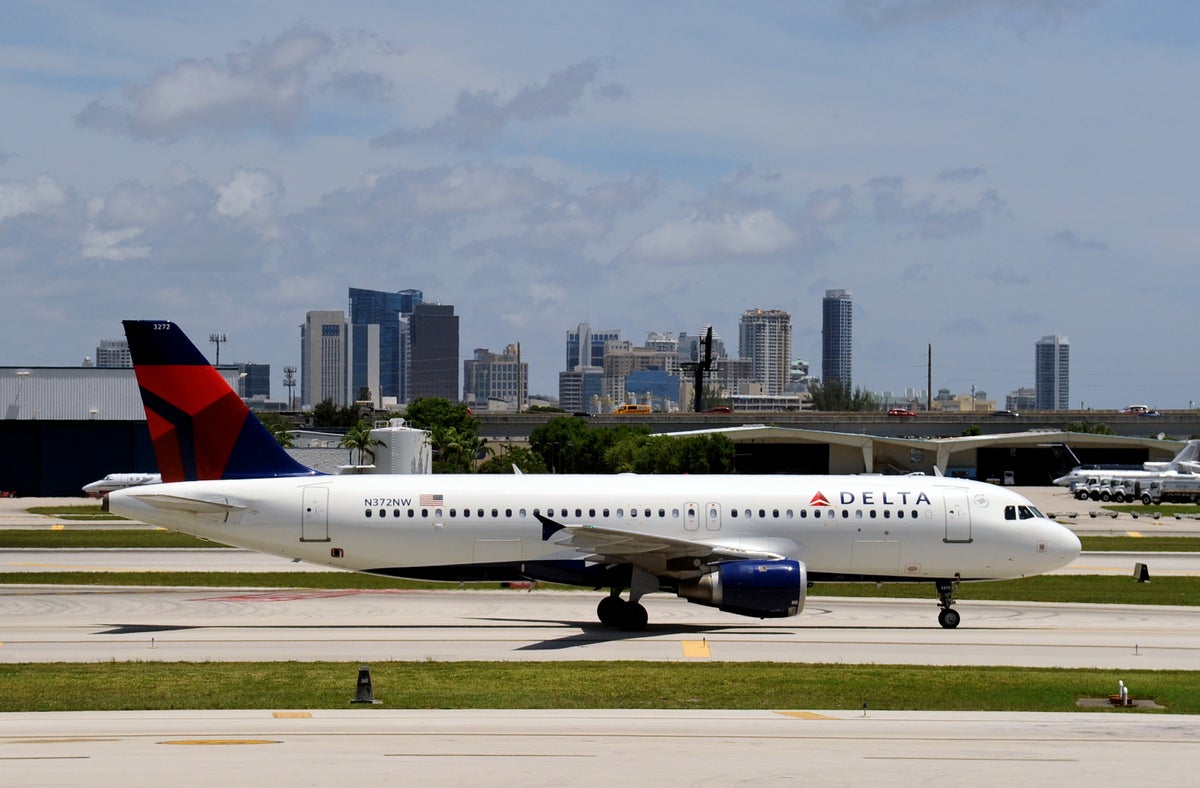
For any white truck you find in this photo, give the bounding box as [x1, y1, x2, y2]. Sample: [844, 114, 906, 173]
[1139, 478, 1200, 505]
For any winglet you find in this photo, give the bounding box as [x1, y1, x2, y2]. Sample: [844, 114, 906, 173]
[535, 512, 566, 541]
[123, 320, 319, 482]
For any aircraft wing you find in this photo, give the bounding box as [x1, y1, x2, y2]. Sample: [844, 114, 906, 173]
[536, 513, 783, 575]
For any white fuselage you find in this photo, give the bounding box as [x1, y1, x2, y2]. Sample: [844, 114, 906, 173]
[109, 473, 1080, 584]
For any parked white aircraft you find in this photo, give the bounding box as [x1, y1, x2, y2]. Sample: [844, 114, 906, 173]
[82, 472, 161, 495]
[1052, 440, 1200, 488]
[106, 321, 1080, 630]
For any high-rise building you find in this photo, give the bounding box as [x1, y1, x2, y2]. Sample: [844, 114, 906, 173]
[301, 311, 347, 407]
[738, 308, 792, 396]
[95, 339, 131, 368]
[822, 289, 853, 388]
[463, 345, 527, 410]
[348, 287, 423, 406]
[1035, 334, 1069, 410]
[406, 303, 459, 402]
[566, 323, 621, 370]
[237, 363, 271, 400]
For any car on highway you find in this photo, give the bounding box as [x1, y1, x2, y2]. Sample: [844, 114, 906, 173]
[887, 408, 916, 417]
[992, 410, 1020, 418]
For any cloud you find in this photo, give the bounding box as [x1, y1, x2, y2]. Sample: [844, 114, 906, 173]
[75, 26, 332, 140]
[901, 262, 934, 282]
[214, 168, 283, 227]
[0, 176, 69, 223]
[1048, 229, 1108, 252]
[865, 176, 1009, 239]
[986, 266, 1030, 284]
[628, 209, 798, 263]
[937, 166, 986, 182]
[842, 0, 1101, 31]
[81, 226, 150, 261]
[372, 59, 617, 149]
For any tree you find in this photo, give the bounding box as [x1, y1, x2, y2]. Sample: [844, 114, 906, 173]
[339, 419, 384, 469]
[255, 411, 296, 447]
[477, 445, 547, 474]
[405, 397, 485, 473]
[311, 398, 360, 428]
[807, 380, 879, 412]
[1065, 421, 1115, 435]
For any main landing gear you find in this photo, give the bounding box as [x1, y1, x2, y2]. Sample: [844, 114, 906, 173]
[935, 578, 961, 629]
[596, 591, 648, 631]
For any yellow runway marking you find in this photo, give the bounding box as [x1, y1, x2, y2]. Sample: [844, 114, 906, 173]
[273, 711, 312, 719]
[50, 524, 64, 531]
[1127, 531, 1143, 537]
[776, 711, 840, 720]
[681, 639, 711, 658]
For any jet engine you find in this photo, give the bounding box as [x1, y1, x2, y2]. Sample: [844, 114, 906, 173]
[676, 559, 807, 618]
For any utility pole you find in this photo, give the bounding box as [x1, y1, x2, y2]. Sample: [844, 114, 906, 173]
[283, 365, 297, 410]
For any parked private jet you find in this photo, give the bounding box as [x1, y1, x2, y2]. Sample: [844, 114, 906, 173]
[82, 472, 161, 495]
[1052, 440, 1200, 488]
[106, 320, 1080, 630]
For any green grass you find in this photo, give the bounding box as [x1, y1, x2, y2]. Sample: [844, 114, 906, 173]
[1079, 536, 1200, 552]
[0, 529, 233, 549]
[0, 662, 1193, 713]
[24, 505, 127, 521]
[2, 571, 1197, 605]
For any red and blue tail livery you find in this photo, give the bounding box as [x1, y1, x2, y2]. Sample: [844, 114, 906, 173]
[123, 320, 319, 482]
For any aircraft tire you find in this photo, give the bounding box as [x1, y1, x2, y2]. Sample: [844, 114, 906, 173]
[620, 602, 649, 632]
[597, 595, 624, 627]
[937, 608, 961, 629]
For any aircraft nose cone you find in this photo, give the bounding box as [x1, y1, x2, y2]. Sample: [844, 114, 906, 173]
[1046, 523, 1082, 567]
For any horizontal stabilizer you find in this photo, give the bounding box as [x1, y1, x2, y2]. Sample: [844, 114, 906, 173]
[128, 493, 246, 515]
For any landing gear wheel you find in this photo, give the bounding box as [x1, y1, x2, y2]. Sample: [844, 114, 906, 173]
[597, 595, 624, 627]
[938, 607, 961, 629]
[619, 601, 648, 632]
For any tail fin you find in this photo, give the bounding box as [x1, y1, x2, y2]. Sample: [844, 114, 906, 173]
[123, 320, 318, 482]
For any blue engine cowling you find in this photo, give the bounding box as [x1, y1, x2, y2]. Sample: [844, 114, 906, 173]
[676, 559, 807, 618]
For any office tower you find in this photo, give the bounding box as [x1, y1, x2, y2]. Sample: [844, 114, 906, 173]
[95, 339, 132, 368]
[407, 303, 459, 402]
[566, 323, 621, 370]
[348, 287, 423, 406]
[301, 311, 347, 407]
[464, 345, 528, 409]
[822, 289, 853, 389]
[738, 308, 792, 396]
[237, 363, 271, 399]
[1035, 334, 1070, 410]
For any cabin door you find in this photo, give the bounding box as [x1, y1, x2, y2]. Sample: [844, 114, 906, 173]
[943, 489, 972, 543]
[301, 487, 330, 542]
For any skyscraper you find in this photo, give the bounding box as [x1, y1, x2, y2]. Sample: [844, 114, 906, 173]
[406, 303, 459, 402]
[301, 311, 347, 407]
[1035, 334, 1069, 410]
[822, 289, 853, 389]
[348, 287, 423, 406]
[738, 308, 792, 396]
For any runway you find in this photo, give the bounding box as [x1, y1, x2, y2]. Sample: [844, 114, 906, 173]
[2, 708, 1198, 786]
[2, 586, 1196, 669]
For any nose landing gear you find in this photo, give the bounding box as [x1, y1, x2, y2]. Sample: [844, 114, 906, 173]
[936, 577, 961, 629]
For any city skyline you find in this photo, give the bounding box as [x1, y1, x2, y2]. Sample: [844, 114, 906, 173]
[3, 4, 1199, 409]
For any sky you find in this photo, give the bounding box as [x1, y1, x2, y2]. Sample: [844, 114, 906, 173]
[2, 1, 1198, 409]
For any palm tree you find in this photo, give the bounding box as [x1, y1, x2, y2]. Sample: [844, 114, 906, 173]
[339, 419, 384, 470]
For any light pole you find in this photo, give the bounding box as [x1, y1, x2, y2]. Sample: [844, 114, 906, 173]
[209, 333, 227, 365]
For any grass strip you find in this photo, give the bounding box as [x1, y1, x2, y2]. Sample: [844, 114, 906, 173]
[0, 662, 1194, 714]
[2, 572, 1198, 605]
[1079, 536, 1200, 552]
[0, 530, 233, 549]
[24, 505, 126, 521]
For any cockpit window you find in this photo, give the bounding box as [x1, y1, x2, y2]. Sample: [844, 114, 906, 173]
[1018, 505, 1035, 519]
[1005, 505, 1016, 521]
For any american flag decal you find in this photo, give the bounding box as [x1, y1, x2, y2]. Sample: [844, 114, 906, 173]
[420, 493, 444, 506]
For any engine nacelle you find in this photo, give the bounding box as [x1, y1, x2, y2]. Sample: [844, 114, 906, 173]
[676, 559, 806, 619]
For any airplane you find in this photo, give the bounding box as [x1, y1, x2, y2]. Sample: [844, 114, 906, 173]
[106, 320, 1081, 630]
[82, 472, 162, 495]
[1052, 440, 1200, 488]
